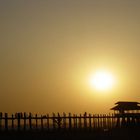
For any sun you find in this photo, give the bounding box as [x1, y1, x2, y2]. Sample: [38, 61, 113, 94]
[89, 71, 115, 91]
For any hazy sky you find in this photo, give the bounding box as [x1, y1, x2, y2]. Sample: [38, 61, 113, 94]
[1, 0, 140, 114]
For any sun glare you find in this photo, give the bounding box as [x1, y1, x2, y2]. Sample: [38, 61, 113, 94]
[89, 71, 115, 91]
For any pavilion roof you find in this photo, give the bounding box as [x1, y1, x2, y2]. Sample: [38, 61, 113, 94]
[111, 101, 140, 110]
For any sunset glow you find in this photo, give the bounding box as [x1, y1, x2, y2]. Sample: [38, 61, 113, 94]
[89, 71, 115, 91]
[1, 0, 140, 114]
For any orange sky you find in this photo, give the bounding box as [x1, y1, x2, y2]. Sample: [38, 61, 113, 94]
[1, 0, 140, 114]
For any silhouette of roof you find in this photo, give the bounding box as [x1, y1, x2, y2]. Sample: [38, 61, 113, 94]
[115, 101, 140, 105]
[111, 101, 140, 110]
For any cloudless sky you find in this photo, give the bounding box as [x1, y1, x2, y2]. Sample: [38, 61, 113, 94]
[0, 0, 140, 114]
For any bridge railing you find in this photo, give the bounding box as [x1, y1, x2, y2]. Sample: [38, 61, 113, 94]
[0, 112, 140, 131]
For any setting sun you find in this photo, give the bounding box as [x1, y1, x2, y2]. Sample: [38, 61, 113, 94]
[89, 71, 115, 91]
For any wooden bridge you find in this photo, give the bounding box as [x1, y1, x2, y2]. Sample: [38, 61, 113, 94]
[0, 112, 140, 131]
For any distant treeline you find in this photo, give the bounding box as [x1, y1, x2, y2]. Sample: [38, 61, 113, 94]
[0, 112, 140, 131]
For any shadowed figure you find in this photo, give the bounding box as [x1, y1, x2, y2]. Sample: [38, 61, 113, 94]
[52, 113, 62, 129]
